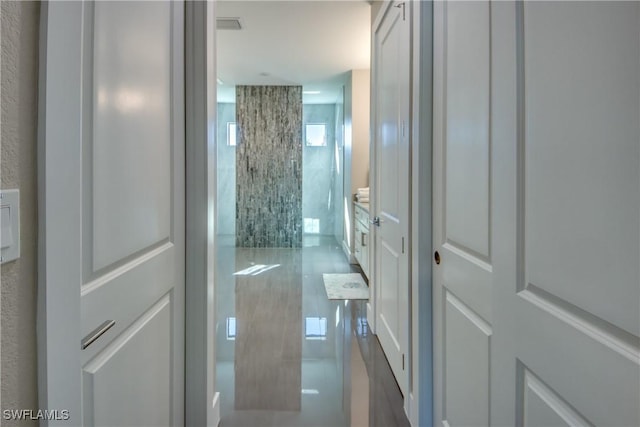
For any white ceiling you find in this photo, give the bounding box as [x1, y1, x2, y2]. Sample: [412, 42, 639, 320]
[216, 0, 372, 104]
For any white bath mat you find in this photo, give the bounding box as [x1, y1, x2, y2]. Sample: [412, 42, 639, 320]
[322, 273, 369, 300]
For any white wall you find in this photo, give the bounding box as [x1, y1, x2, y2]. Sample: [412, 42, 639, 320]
[343, 69, 371, 259]
[350, 69, 370, 197]
[333, 94, 345, 243]
[0, 1, 40, 424]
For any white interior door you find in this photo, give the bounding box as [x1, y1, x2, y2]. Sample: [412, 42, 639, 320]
[38, 2, 185, 425]
[433, 1, 640, 426]
[373, 0, 411, 397]
[432, 1, 493, 424]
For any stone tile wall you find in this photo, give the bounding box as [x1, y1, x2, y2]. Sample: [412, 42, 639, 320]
[236, 86, 303, 247]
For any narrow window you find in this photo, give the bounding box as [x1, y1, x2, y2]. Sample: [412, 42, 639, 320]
[227, 122, 237, 146]
[304, 218, 320, 234]
[305, 317, 327, 340]
[226, 317, 236, 340]
[305, 123, 327, 147]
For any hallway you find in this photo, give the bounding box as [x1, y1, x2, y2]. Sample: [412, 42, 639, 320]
[215, 237, 410, 427]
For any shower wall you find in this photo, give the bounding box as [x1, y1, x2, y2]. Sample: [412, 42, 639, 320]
[235, 85, 303, 248]
[333, 92, 345, 244]
[217, 102, 236, 235]
[302, 104, 337, 236]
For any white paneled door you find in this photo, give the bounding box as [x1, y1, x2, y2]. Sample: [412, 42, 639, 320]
[433, 2, 493, 424]
[373, 1, 411, 397]
[39, 2, 185, 425]
[434, 1, 639, 426]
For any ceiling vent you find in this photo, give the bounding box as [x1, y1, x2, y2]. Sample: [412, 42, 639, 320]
[216, 18, 242, 30]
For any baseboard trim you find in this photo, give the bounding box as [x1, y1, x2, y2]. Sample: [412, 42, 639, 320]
[408, 391, 417, 427]
[367, 301, 376, 334]
[211, 391, 221, 426]
[342, 240, 356, 264]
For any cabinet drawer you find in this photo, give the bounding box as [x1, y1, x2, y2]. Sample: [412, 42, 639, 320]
[355, 205, 369, 229]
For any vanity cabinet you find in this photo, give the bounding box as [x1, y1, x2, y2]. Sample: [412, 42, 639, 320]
[354, 202, 370, 279]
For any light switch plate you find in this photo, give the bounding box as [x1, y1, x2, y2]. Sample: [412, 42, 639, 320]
[1, 189, 20, 264]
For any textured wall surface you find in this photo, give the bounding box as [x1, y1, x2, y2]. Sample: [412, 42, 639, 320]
[0, 1, 40, 423]
[217, 102, 236, 235]
[236, 86, 302, 248]
[302, 104, 336, 236]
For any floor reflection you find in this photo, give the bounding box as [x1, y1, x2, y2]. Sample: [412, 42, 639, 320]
[215, 236, 410, 427]
[234, 248, 302, 411]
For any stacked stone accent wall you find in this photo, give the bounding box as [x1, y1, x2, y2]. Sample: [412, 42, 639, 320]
[236, 86, 303, 247]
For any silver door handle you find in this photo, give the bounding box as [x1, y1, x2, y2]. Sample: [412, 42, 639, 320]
[370, 217, 381, 227]
[81, 320, 115, 350]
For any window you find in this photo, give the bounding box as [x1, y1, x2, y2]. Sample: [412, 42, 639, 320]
[304, 218, 320, 234]
[305, 317, 327, 340]
[227, 122, 237, 146]
[305, 123, 327, 147]
[226, 317, 236, 340]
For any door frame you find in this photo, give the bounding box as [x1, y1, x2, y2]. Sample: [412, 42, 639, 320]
[184, 1, 220, 426]
[369, 1, 433, 425]
[409, 1, 433, 426]
[37, 3, 84, 420]
[37, 0, 431, 425]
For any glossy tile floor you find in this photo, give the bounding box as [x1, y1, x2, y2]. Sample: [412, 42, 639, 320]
[215, 236, 411, 427]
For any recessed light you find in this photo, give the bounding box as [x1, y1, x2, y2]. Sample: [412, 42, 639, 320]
[303, 91, 321, 95]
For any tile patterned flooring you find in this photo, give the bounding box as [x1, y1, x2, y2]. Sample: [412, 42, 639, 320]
[215, 236, 411, 427]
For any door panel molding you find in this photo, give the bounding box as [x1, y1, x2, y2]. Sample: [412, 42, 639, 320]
[442, 241, 492, 273]
[81, 242, 173, 294]
[85, 1, 175, 273]
[441, 0, 492, 261]
[440, 243, 492, 323]
[518, 284, 640, 364]
[83, 292, 171, 372]
[443, 290, 491, 427]
[518, 364, 592, 427]
[517, 1, 640, 336]
[83, 293, 173, 426]
[445, 290, 491, 336]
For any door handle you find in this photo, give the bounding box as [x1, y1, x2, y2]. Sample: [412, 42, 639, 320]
[81, 320, 116, 350]
[370, 217, 381, 227]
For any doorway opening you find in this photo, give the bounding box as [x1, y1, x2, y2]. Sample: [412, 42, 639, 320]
[210, 1, 409, 426]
